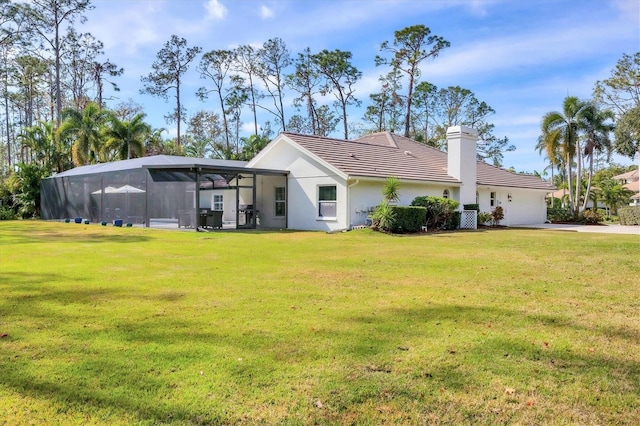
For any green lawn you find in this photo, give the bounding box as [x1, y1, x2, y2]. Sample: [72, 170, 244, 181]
[1, 221, 639, 425]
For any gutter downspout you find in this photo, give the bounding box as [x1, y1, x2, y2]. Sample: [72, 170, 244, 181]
[347, 178, 360, 229]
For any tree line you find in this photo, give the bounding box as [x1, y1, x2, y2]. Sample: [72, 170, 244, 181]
[1, 0, 519, 175]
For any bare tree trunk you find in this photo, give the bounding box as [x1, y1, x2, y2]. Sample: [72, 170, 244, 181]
[582, 148, 594, 213]
[404, 73, 414, 138]
[3, 55, 11, 169]
[176, 76, 181, 147]
[574, 140, 582, 215]
[54, 7, 62, 127]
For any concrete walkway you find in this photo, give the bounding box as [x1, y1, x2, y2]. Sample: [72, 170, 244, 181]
[514, 223, 639, 235]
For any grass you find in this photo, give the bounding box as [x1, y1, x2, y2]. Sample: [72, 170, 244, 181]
[0, 220, 639, 425]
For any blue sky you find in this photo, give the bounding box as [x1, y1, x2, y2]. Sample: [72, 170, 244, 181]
[79, 0, 640, 173]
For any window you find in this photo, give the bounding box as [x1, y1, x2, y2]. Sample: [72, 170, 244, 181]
[213, 194, 223, 211]
[275, 187, 286, 217]
[442, 189, 449, 199]
[490, 191, 496, 207]
[318, 185, 337, 218]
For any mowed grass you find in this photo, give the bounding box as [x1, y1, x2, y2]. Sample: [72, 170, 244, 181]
[0, 221, 639, 425]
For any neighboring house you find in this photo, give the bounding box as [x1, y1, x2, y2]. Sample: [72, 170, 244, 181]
[613, 169, 640, 207]
[547, 188, 606, 210]
[248, 126, 555, 231]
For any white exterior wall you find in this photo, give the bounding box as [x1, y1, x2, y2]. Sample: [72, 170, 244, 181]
[255, 175, 287, 229]
[249, 137, 348, 231]
[199, 189, 236, 222]
[348, 180, 456, 227]
[477, 187, 547, 225]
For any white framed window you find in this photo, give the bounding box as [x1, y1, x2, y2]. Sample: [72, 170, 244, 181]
[275, 187, 286, 217]
[490, 191, 496, 207]
[213, 194, 223, 211]
[443, 189, 449, 199]
[318, 185, 337, 218]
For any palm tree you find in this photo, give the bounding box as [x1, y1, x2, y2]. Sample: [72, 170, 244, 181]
[580, 103, 615, 212]
[58, 102, 110, 166]
[541, 96, 589, 218]
[595, 178, 635, 217]
[145, 128, 168, 156]
[17, 121, 72, 174]
[102, 112, 150, 160]
[536, 135, 564, 188]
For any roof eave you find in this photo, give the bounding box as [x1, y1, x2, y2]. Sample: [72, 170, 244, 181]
[348, 174, 462, 186]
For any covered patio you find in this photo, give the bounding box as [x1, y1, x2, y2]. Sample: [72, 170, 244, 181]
[41, 155, 288, 231]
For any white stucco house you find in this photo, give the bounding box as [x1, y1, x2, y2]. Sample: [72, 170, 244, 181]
[248, 126, 555, 231]
[41, 126, 554, 231]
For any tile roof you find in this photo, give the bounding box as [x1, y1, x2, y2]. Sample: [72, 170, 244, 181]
[613, 169, 639, 181]
[282, 132, 555, 190]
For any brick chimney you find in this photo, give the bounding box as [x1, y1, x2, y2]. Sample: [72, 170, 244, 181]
[447, 126, 478, 206]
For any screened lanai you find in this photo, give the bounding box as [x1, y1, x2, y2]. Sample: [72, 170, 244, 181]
[41, 155, 289, 230]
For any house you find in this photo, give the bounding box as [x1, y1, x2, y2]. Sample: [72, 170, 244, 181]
[247, 126, 555, 231]
[41, 126, 554, 231]
[613, 169, 640, 207]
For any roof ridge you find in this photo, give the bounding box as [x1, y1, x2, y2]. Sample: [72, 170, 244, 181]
[281, 131, 350, 144]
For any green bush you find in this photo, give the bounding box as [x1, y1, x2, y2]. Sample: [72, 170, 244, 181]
[582, 209, 604, 224]
[448, 211, 461, 230]
[411, 196, 460, 231]
[371, 202, 396, 232]
[389, 206, 427, 233]
[618, 207, 640, 226]
[0, 205, 15, 220]
[547, 208, 572, 222]
[478, 212, 492, 225]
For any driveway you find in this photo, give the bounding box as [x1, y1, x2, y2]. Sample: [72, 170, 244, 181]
[514, 223, 639, 235]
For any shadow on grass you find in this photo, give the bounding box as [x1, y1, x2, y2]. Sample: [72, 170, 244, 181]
[2, 281, 639, 424]
[0, 363, 227, 424]
[319, 304, 638, 385]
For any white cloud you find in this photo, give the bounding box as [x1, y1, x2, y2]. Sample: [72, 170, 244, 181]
[205, 0, 227, 20]
[260, 5, 274, 19]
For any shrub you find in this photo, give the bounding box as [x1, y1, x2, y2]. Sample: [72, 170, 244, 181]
[547, 208, 572, 222]
[0, 205, 15, 220]
[371, 202, 396, 232]
[382, 176, 400, 204]
[389, 206, 427, 233]
[478, 212, 492, 225]
[618, 207, 640, 226]
[582, 209, 604, 224]
[411, 196, 460, 231]
[448, 211, 461, 230]
[491, 206, 504, 225]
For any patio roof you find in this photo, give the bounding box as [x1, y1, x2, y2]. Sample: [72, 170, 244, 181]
[47, 155, 287, 178]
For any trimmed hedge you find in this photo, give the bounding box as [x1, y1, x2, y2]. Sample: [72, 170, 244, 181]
[547, 207, 572, 222]
[618, 206, 640, 226]
[389, 206, 427, 233]
[411, 196, 460, 230]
